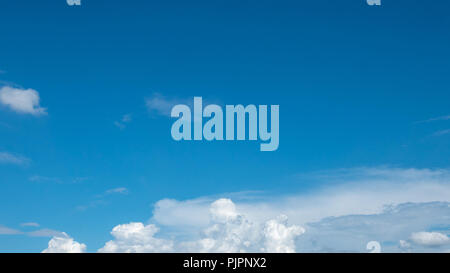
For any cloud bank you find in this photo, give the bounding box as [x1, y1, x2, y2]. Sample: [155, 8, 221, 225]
[42, 167, 450, 253]
[42, 233, 86, 253]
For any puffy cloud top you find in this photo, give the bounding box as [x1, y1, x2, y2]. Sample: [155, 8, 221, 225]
[0, 86, 47, 116]
[98, 223, 173, 253]
[42, 233, 86, 253]
[97, 198, 304, 253]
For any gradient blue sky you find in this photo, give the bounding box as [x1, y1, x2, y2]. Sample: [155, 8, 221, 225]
[0, 0, 450, 252]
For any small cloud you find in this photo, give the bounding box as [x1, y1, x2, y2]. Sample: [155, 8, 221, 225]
[29, 175, 89, 184]
[77, 187, 128, 211]
[20, 222, 40, 228]
[42, 233, 86, 253]
[432, 129, 450, 137]
[28, 228, 64, 238]
[29, 175, 61, 183]
[0, 86, 47, 116]
[105, 187, 129, 195]
[410, 232, 450, 247]
[114, 114, 132, 130]
[0, 152, 30, 166]
[145, 93, 186, 117]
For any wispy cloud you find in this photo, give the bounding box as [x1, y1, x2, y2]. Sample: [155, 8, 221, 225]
[0, 225, 22, 235]
[28, 228, 65, 238]
[432, 129, 450, 137]
[105, 187, 129, 195]
[0, 86, 47, 116]
[416, 115, 450, 124]
[41, 167, 450, 253]
[20, 222, 40, 228]
[114, 114, 132, 130]
[0, 152, 30, 165]
[410, 231, 450, 247]
[77, 187, 129, 211]
[29, 175, 89, 184]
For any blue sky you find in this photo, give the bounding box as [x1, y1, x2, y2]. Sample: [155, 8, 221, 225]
[0, 0, 450, 252]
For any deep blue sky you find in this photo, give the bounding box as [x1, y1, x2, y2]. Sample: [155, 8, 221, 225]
[0, 0, 449, 252]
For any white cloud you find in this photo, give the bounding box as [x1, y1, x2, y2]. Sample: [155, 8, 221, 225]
[0, 152, 30, 165]
[298, 202, 450, 252]
[433, 129, 450, 137]
[145, 93, 179, 117]
[42, 233, 86, 253]
[146, 167, 450, 253]
[0, 86, 47, 116]
[98, 199, 304, 253]
[28, 229, 64, 238]
[200, 199, 304, 253]
[98, 222, 173, 253]
[41, 167, 450, 253]
[29, 176, 89, 184]
[410, 232, 450, 247]
[114, 114, 132, 129]
[1, 224, 64, 238]
[105, 187, 128, 195]
[152, 167, 450, 228]
[20, 222, 40, 227]
[263, 215, 305, 253]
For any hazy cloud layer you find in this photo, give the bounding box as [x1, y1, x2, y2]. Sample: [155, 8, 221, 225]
[0, 152, 30, 165]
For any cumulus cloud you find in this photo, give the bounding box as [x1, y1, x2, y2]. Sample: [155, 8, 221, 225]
[410, 232, 450, 247]
[0, 86, 47, 116]
[98, 223, 173, 253]
[0, 152, 30, 165]
[98, 199, 304, 253]
[147, 167, 450, 253]
[43, 167, 450, 253]
[416, 115, 450, 124]
[42, 233, 86, 253]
